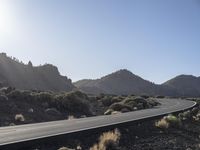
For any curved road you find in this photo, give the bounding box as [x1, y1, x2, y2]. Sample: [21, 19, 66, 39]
[0, 98, 196, 146]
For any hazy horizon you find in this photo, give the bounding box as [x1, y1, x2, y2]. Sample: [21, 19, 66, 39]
[0, 0, 200, 84]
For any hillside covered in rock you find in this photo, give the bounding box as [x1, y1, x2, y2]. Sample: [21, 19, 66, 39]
[0, 53, 74, 91]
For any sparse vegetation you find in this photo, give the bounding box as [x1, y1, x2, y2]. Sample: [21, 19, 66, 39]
[155, 114, 181, 129]
[104, 96, 159, 115]
[104, 109, 114, 115]
[109, 103, 132, 112]
[100, 96, 123, 107]
[15, 114, 25, 122]
[155, 118, 169, 129]
[90, 129, 121, 150]
[0, 89, 94, 126]
[0, 88, 159, 126]
[165, 114, 181, 127]
[68, 115, 76, 120]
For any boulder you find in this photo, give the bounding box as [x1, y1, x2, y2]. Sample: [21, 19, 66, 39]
[45, 108, 61, 115]
[28, 108, 34, 113]
[0, 95, 8, 101]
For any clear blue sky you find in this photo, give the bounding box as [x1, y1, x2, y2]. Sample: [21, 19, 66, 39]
[0, 0, 200, 84]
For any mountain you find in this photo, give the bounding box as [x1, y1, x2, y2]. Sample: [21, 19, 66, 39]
[1, 53, 200, 97]
[0, 53, 74, 91]
[74, 69, 177, 96]
[162, 75, 200, 97]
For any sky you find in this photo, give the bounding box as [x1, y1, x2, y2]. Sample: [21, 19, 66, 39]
[0, 0, 200, 84]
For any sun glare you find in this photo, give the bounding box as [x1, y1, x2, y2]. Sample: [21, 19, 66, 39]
[0, 1, 14, 35]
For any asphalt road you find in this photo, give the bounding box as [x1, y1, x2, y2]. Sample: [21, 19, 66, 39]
[0, 98, 196, 146]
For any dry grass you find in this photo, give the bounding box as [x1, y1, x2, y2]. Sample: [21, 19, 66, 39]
[15, 114, 25, 122]
[111, 111, 122, 115]
[68, 115, 76, 120]
[155, 118, 169, 129]
[155, 114, 181, 129]
[90, 129, 121, 150]
[76, 145, 82, 150]
[155, 114, 182, 129]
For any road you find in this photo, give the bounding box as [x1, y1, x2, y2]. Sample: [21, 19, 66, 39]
[0, 98, 196, 146]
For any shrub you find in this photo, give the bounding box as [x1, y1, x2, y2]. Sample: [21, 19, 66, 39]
[141, 95, 149, 99]
[8, 90, 34, 101]
[15, 114, 25, 122]
[90, 129, 121, 150]
[0, 87, 15, 94]
[179, 110, 192, 121]
[155, 118, 169, 129]
[104, 109, 114, 115]
[109, 103, 124, 111]
[68, 115, 76, 120]
[101, 96, 113, 106]
[54, 91, 91, 115]
[165, 114, 181, 127]
[133, 97, 147, 103]
[8, 90, 25, 100]
[156, 95, 165, 98]
[32, 91, 54, 104]
[146, 98, 160, 107]
[71, 91, 88, 99]
[155, 114, 181, 129]
[192, 111, 200, 122]
[76, 146, 82, 150]
[111, 96, 123, 104]
[136, 103, 144, 109]
[100, 96, 122, 107]
[123, 97, 137, 108]
[133, 97, 148, 108]
[109, 103, 132, 112]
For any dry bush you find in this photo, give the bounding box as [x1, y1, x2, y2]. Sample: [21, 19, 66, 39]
[165, 114, 181, 127]
[104, 109, 113, 115]
[155, 118, 169, 129]
[155, 114, 181, 129]
[68, 115, 76, 120]
[90, 129, 121, 150]
[109, 103, 132, 112]
[111, 111, 122, 115]
[76, 145, 82, 150]
[15, 114, 25, 122]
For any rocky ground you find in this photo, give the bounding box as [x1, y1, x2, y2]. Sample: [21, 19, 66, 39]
[2, 87, 199, 150]
[27, 100, 200, 150]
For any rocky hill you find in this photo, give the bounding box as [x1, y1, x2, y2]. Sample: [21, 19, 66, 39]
[163, 75, 200, 97]
[74, 69, 177, 96]
[0, 53, 74, 91]
[1, 53, 200, 97]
